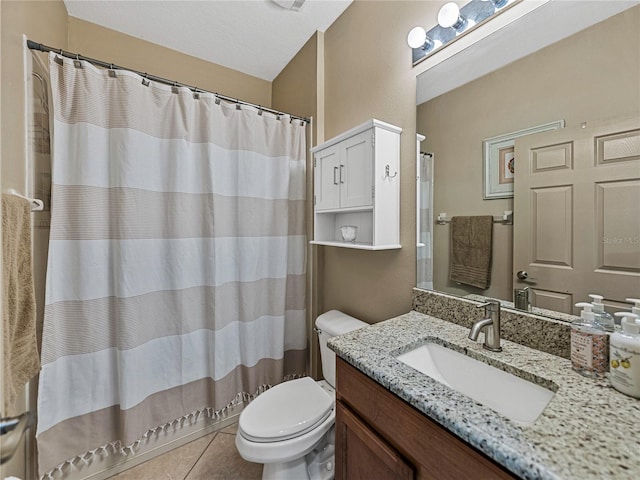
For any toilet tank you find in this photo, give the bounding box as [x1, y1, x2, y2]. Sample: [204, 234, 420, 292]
[315, 310, 367, 388]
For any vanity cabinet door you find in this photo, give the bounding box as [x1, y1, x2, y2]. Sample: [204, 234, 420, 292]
[336, 400, 414, 480]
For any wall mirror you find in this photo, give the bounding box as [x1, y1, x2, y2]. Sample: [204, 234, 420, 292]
[416, 1, 640, 320]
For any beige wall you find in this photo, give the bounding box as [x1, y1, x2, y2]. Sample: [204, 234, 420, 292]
[417, 6, 640, 301]
[272, 32, 321, 376]
[1, 0, 68, 193]
[68, 17, 271, 107]
[272, 33, 317, 123]
[318, 0, 441, 323]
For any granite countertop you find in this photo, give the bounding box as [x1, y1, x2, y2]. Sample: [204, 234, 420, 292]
[328, 311, 640, 480]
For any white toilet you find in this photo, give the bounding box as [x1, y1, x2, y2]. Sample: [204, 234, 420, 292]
[235, 310, 366, 480]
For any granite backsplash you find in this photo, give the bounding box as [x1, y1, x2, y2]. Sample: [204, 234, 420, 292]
[411, 288, 572, 359]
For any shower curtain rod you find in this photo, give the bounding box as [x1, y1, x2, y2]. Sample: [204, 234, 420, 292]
[27, 39, 310, 124]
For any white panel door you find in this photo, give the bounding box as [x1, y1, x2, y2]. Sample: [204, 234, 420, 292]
[514, 118, 640, 313]
[340, 130, 373, 209]
[314, 144, 341, 211]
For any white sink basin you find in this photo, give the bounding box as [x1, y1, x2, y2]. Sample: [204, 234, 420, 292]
[396, 342, 555, 425]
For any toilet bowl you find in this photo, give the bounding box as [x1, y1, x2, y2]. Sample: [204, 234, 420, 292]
[235, 310, 366, 480]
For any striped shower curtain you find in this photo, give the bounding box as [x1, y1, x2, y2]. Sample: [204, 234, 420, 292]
[417, 152, 433, 290]
[37, 52, 307, 477]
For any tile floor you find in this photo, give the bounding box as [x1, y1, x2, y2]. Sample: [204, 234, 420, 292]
[109, 422, 263, 480]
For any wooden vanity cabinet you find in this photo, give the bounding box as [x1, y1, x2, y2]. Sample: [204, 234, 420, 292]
[335, 358, 517, 480]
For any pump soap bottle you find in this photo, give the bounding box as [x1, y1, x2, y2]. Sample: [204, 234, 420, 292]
[626, 298, 640, 317]
[571, 302, 608, 377]
[589, 294, 614, 332]
[610, 312, 640, 398]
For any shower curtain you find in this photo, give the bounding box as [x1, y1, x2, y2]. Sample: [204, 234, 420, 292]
[417, 152, 433, 290]
[36, 52, 307, 478]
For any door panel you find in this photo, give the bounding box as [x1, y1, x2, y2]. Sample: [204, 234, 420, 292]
[596, 129, 640, 164]
[531, 185, 573, 267]
[529, 288, 574, 313]
[341, 130, 373, 209]
[596, 180, 640, 272]
[514, 118, 640, 314]
[336, 401, 414, 480]
[314, 145, 340, 211]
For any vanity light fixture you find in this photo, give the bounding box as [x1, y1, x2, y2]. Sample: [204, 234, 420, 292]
[408, 0, 519, 66]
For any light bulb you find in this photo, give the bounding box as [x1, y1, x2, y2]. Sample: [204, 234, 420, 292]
[438, 2, 466, 31]
[407, 26, 427, 49]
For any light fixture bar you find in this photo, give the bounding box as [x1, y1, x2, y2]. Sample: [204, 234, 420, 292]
[409, 0, 520, 67]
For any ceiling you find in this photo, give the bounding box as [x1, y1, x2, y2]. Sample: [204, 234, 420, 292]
[63, 0, 353, 82]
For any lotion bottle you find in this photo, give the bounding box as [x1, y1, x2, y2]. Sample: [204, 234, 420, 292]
[589, 294, 614, 332]
[571, 302, 609, 377]
[609, 312, 640, 398]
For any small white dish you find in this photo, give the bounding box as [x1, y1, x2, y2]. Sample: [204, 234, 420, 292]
[340, 225, 358, 243]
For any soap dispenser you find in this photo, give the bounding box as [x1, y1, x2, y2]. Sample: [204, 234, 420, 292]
[588, 294, 614, 332]
[626, 298, 640, 317]
[609, 312, 640, 398]
[571, 302, 609, 377]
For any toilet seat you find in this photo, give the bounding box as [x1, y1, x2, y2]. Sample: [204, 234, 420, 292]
[239, 377, 333, 443]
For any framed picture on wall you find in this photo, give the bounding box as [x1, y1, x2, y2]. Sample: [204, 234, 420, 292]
[483, 120, 565, 199]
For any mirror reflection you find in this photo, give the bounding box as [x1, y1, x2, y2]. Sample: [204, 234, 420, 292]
[416, 5, 640, 319]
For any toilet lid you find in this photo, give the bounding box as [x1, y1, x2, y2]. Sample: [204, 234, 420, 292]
[239, 377, 333, 442]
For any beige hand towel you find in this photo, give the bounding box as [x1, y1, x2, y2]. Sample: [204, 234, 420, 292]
[449, 216, 493, 290]
[2, 194, 41, 415]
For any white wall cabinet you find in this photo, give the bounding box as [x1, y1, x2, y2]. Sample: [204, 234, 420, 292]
[311, 119, 402, 250]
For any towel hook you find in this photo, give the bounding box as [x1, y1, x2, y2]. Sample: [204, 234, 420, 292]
[385, 165, 397, 179]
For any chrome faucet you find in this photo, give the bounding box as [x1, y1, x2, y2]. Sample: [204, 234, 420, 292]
[468, 300, 502, 352]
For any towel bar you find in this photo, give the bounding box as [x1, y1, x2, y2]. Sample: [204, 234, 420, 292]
[4, 188, 44, 211]
[436, 211, 513, 225]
